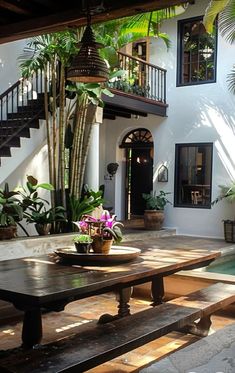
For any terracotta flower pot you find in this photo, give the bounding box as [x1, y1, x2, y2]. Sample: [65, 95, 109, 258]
[91, 236, 113, 254]
[0, 225, 17, 240]
[143, 210, 164, 230]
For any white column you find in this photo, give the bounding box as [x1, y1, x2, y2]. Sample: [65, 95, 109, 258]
[84, 122, 100, 190]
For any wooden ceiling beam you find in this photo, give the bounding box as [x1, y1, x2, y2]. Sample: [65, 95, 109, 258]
[0, 0, 191, 44]
[0, 0, 32, 15]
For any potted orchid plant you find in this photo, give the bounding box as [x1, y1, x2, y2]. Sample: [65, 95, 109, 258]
[73, 210, 124, 254]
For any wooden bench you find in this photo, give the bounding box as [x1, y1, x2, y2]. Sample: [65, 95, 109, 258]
[0, 282, 235, 373]
[139, 322, 235, 372]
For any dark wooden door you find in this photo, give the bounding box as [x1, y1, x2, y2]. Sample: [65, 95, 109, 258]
[128, 148, 153, 216]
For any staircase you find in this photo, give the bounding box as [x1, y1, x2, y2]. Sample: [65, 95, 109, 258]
[0, 72, 47, 164]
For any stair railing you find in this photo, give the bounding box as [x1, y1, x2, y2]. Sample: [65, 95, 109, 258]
[0, 70, 47, 148]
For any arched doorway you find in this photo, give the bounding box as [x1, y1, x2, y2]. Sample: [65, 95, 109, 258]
[120, 128, 153, 219]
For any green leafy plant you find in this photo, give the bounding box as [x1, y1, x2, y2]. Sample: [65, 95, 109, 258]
[142, 190, 171, 210]
[0, 183, 23, 227]
[23, 205, 66, 225]
[17, 175, 66, 225]
[72, 234, 93, 244]
[103, 222, 124, 243]
[69, 186, 105, 223]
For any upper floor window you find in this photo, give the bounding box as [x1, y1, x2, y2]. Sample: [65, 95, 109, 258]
[177, 16, 217, 86]
[174, 143, 213, 208]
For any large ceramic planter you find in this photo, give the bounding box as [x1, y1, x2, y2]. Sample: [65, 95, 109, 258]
[0, 225, 17, 240]
[143, 210, 164, 230]
[91, 236, 113, 254]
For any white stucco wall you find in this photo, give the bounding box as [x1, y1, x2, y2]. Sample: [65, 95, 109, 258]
[1, 0, 235, 239]
[0, 39, 27, 93]
[101, 0, 235, 238]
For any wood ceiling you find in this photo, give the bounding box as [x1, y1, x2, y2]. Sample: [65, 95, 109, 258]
[0, 0, 191, 45]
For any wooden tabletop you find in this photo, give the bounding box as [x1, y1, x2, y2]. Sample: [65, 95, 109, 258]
[0, 243, 220, 308]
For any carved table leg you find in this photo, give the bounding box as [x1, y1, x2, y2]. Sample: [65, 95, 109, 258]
[98, 287, 132, 324]
[22, 309, 42, 348]
[151, 277, 164, 306]
[186, 315, 212, 337]
[116, 287, 132, 318]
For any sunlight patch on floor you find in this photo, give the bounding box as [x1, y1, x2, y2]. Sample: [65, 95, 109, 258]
[56, 319, 91, 333]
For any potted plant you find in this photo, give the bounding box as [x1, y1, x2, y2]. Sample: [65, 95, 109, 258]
[212, 182, 235, 242]
[142, 190, 171, 230]
[74, 210, 124, 254]
[0, 183, 23, 240]
[17, 175, 66, 235]
[72, 234, 93, 253]
[23, 204, 66, 235]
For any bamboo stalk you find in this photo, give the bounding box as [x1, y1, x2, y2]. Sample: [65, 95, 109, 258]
[70, 98, 84, 197]
[51, 56, 57, 195]
[75, 95, 88, 197]
[43, 66, 55, 207]
[79, 103, 97, 192]
[58, 63, 66, 207]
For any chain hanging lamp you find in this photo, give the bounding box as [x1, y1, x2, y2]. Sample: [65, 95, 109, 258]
[67, 9, 109, 83]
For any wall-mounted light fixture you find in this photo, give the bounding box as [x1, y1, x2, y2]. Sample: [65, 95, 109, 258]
[158, 164, 168, 182]
[104, 162, 119, 180]
[67, 3, 109, 83]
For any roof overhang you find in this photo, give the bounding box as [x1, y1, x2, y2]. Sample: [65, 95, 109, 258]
[0, 0, 192, 45]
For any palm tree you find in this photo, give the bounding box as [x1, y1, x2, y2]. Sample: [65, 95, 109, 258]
[95, 6, 188, 62]
[18, 6, 187, 230]
[204, 0, 235, 93]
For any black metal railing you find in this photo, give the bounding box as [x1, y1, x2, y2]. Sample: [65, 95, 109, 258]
[108, 51, 166, 103]
[0, 70, 47, 149]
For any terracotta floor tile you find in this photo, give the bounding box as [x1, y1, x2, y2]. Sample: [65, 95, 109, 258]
[0, 294, 234, 372]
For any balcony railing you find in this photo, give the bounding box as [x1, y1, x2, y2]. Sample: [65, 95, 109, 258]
[108, 51, 166, 104]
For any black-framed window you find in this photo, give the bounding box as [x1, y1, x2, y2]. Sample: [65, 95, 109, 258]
[177, 16, 217, 86]
[174, 143, 213, 208]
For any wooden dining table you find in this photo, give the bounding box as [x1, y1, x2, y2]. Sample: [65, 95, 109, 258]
[0, 242, 220, 348]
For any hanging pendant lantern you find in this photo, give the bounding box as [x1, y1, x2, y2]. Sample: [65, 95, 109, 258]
[67, 21, 109, 83]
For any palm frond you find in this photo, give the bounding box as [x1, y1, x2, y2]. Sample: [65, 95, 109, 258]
[203, 0, 231, 33]
[204, 0, 235, 43]
[219, 0, 235, 43]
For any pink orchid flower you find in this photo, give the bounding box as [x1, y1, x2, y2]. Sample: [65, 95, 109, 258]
[100, 210, 111, 221]
[101, 210, 117, 227]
